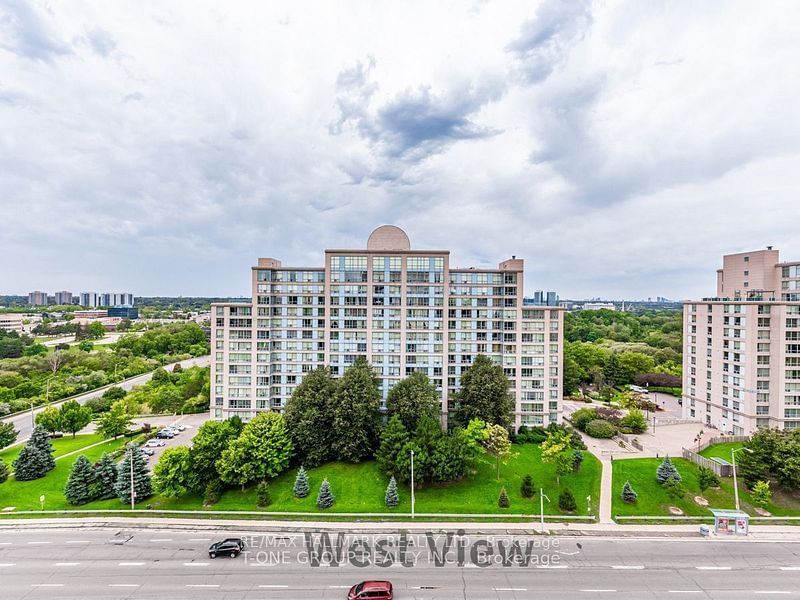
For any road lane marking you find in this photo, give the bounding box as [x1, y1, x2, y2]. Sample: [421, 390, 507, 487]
[779, 566, 800, 570]
[581, 591, 616, 593]
[184, 562, 210, 566]
[65, 540, 91, 544]
[611, 565, 644, 570]
[495, 588, 528, 592]
[0, 563, 16, 567]
[32, 584, 64, 587]
[54, 562, 80, 566]
[537, 564, 569, 569]
[27, 541, 52, 545]
[329, 585, 352, 588]
[186, 584, 219, 588]
[118, 562, 145, 566]
[754, 593, 791, 596]
[259, 585, 289, 588]
[109, 584, 140, 588]
[0, 542, 11, 545]
[150, 538, 172, 542]
[189, 538, 211, 541]
[696, 566, 731, 570]
[668, 592, 701, 595]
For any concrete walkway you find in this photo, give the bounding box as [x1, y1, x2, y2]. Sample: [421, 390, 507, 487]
[599, 458, 614, 524]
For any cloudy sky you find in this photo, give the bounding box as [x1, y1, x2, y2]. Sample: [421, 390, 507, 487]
[1, 0, 799, 300]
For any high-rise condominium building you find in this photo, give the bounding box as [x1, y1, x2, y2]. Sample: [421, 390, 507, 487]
[54, 291, 73, 305]
[682, 247, 800, 434]
[211, 225, 564, 429]
[80, 292, 134, 308]
[28, 291, 48, 306]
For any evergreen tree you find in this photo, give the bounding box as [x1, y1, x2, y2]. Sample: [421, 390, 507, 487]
[558, 488, 577, 512]
[452, 354, 514, 428]
[203, 480, 223, 506]
[385, 476, 399, 508]
[520, 474, 535, 499]
[0, 421, 19, 449]
[752, 480, 772, 507]
[29, 426, 55, 471]
[376, 416, 410, 478]
[93, 453, 118, 500]
[697, 466, 720, 492]
[331, 357, 382, 462]
[65, 455, 97, 505]
[386, 372, 439, 432]
[621, 480, 638, 503]
[256, 481, 272, 507]
[293, 466, 310, 498]
[498, 486, 510, 508]
[283, 367, 338, 467]
[0, 458, 9, 484]
[12, 426, 54, 481]
[603, 354, 623, 388]
[114, 444, 152, 505]
[656, 456, 681, 484]
[316, 478, 334, 509]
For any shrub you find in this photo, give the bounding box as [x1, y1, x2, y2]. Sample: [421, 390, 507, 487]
[656, 456, 682, 484]
[585, 419, 617, 439]
[595, 406, 622, 424]
[385, 476, 399, 508]
[663, 477, 685, 499]
[203, 480, 223, 506]
[293, 466, 310, 498]
[620, 409, 648, 434]
[558, 488, 577, 512]
[520, 474, 534, 498]
[572, 449, 584, 472]
[498, 487, 510, 509]
[316, 478, 334, 509]
[570, 408, 598, 432]
[697, 466, 720, 492]
[0, 459, 9, 484]
[752, 480, 772, 507]
[256, 481, 272, 508]
[621, 480, 637, 503]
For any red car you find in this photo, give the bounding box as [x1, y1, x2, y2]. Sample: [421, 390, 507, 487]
[348, 580, 393, 600]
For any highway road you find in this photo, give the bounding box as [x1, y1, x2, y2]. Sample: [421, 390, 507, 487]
[1, 355, 210, 442]
[0, 527, 799, 598]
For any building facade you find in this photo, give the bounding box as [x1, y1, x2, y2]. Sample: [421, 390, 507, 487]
[211, 225, 563, 429]
[27, 291, 48, 306]
[0, 314, 24, 334]
[53, 291, 73, 305]
[683, 248, 800, 434]
[79, 292, 134, 308]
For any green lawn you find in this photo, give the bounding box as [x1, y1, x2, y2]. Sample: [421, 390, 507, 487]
[612, 457, 800, 518]
[135, 443, 601, 516]
[0, 433, 108, 466]
[699, 442, 744, 463]
[0, 437, 128, 511]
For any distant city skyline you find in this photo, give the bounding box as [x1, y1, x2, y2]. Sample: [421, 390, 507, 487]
[1, 2, 798, 298]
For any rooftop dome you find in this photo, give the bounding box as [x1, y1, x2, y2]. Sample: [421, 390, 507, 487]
[367, 225, 411, 251]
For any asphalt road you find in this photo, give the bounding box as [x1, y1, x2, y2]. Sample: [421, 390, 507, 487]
[2, 355, 210, 442]
[1, 528, 799, 599]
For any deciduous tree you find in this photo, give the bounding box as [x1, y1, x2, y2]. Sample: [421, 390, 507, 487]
[331, 357, 381, 462]
[386, 372, 439, 432]
[153, 446, 192, 498]
[283, 367, 337, 467]
[452, 354, 513, 428]
[217, 412, 292, 490]
[97, 400, 133, 440]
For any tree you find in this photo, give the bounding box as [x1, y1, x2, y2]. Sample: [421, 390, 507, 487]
[316, 478, 334, 509]
[663, 478, 685, 499]
[459, 418, 488, 467]
[93, 453, 118, 500]
[217, 412, 292, 490]
[559, 488, 577, 512]
[656, 456, 681, 484]
[114, 444, 152, 504]
[331, 357, 382, 462]
[293, 467, 310, 498]
[376, 416, 410, 478]
[585, 419, 617, 439]
[35, 405, 62, 434]
[603, 354, 624, 388]
[520, 474, 535, 499]
[153, 446, 192, 498]
[0, 459, 9, 484]
[12, 426, 55, 481]
[97, 400, 133, 440]
[621, 480, 638, 503]
[483, 423, 512, 480]
[0, 422, 18, 449]
[570, 407, 598, 432]
[87, 322, 106, 340]
[752, 480, 772, 507]
[203, 480, 223, 506]
[188, 419, 239, 492]
[620, 408, 648, 434]
[697, 466, 720, 492]
[541, 429, 575, 485]
[496, 486, 510, 508]
[65, 455, 97, 505]
[386, 372, 439, 432]
[256, 481, 272, 507]
[77, 340, 94, 352]
[58, 400, 92, 437]
[452, 354, 514, 428]
[47, 350, 67, 374]
[385, 476, 399, 508]
[283, 367, 337, 467]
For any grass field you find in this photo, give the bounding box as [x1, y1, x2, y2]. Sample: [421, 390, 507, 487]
[0, 437, 129, 511]
[612, 457, 800, 518]
[699, 442, 744, 463]
[0, 433, 109, 466]
[130, 443, 601, 516]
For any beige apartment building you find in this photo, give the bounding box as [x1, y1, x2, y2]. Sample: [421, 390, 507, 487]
[0, 313, 24, 334]
[683, 248, 800, 434]
[211, 225, 564, 430]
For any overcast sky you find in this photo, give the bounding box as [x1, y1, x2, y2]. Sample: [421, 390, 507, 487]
[1, 1, 799, 300]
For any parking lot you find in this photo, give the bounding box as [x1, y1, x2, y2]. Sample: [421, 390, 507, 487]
[134, 412, 209, 470]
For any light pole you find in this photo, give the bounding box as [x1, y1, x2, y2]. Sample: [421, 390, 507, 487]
[129, 445, 136, 511]
[410, 450, 415, 519]
[732, 447, 753, 511]
[540, 488, 550, 532]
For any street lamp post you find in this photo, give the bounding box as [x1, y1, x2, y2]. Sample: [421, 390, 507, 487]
[129, 446, 136, 511]
[410, 450, 415, 519]
[540, 488, 550, 532]
[732, 447, 753, 511]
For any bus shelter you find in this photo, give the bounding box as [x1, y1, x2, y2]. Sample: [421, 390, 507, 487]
[709, 509, 749, 535]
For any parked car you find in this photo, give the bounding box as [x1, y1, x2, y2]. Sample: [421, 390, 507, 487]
[141, 447, 155, 455]
[348, 581, 393, 600]
[175, 424, 187, 431]
[145, 439, 166, 448]
[208, 538, 244, 559]
[156, 431, 174, 439]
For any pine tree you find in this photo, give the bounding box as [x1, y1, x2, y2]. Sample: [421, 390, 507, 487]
[256, 481, 272, 508]
[0, 458, 9, 484]
[65, 455, 97, 505]
[498, 486, 510, 508]
[385, 476, 399, 508]
[293, 467, 310, 498]
[656, 456, 681, 484]
[621, 480, 638, 503]
[559, 488, 577, 512]
[93, 453, 118, 500]
[316, 478, 334, 509]
[376, 416, 410, 479]
[520, 474, 534, 499]
[114, 444, 152, 505]
[12, 426, 55, 481]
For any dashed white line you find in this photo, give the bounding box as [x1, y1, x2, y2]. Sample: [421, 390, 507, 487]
[189, 538, 211, 541]
[186, 584, 219, 588]
[184, 562, 210, 567]
[27, 541, 52, 545]
[150, 538, 172, 542]
[495, 588, 528, 592]
[31, 584, 64, 587]
[668, 592, 702, 595]
[581, 591, 616, 594]
[754, 593, 791, 596]
[54, 562, 80, 566]
[779, 566, 800, 571]
[537, 564, 569, 569]
[611, 565, 645, 570]
[109, 584, 140, 588]
[329, 585, 352, 588]
[0, 563, 16, 567]
[0, 542, 11, 546]
[259, 585, 289, 588]
[65, 540, 91, 544]
[118, 562, 145, 566]
[696, 566, 732, 570]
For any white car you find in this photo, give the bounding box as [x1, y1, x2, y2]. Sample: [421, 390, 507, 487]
[175, 425, 187, 431]
[145, 439, 166, 448]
